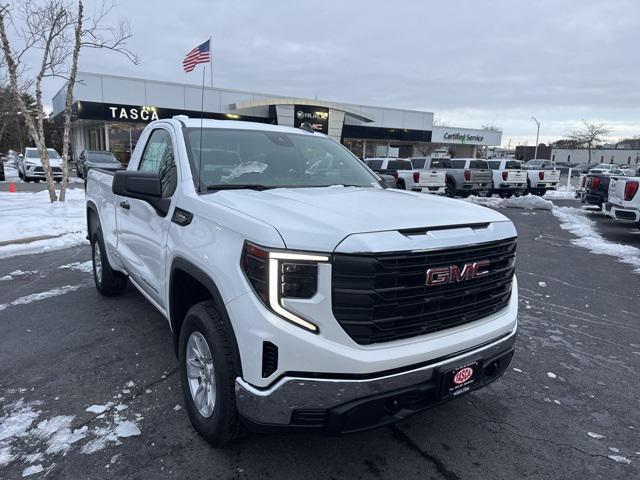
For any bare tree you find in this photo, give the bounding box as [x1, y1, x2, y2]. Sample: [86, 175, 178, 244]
[567, 121, 611, 164]
[60, 0, 137, 200]
[0, 1, 73, 201]
[0, 0, 137, 202]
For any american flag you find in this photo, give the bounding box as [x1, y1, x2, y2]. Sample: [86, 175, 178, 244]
[182, 40, 210, 73]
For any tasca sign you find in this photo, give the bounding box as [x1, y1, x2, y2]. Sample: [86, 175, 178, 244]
[293, 105, 329, 134]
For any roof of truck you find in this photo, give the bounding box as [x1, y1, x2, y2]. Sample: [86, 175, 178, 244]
[168, 116, 318, 136]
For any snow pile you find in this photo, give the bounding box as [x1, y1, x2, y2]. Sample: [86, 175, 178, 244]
[0, 189, 87, 259]
[544, 186, 577, 199]
[553, 206, 640, 274]
[0, 392, 142, 472]
[465, 194, 553, 210]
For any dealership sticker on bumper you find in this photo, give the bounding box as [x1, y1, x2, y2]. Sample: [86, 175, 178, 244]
[441, 359, 482, 398]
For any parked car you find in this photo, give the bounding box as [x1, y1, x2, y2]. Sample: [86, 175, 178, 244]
[86, 117, 518, 446]
[572, 163, 593, 175]
[487, 159, 527, 197]
[77, 150, 125, 178]
[364, 157, 446, 194]
[588, 163, 621, 174]
[445, 158, 492, 197]
[18, 147, 63, 182]
[606, 174, 640, 224]
[522, 159, 561, 196]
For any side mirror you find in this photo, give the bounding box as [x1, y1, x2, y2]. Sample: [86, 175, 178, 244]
[112, 170, 171, 217]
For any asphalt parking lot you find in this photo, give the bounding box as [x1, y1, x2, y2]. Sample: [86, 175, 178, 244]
[1, 197, 639, 480]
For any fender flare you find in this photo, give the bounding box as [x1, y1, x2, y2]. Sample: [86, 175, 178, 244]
[169, 257, 243, 372]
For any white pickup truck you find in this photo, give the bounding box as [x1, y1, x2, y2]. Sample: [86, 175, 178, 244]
[487, 160, 528, 197]
[606, 175, 640, 224]
[522, 159, 561, 196]
[364, 157, 446, 194]
[86, 117, 518, 445]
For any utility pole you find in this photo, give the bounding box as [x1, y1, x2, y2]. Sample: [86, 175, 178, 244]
[531, 117, 540, 160]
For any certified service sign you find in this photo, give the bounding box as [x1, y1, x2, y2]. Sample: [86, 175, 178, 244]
[293, 105, 329, 134]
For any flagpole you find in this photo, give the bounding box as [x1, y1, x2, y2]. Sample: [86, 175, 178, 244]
[209, 36, 213, 87]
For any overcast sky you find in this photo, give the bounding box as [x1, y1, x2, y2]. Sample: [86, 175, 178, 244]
[32, 0, 640, 146]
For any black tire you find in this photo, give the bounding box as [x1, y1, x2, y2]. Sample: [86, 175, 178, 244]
[178, 302, 243, 447]
[445, 180, 455, 197]
[534, 189, 545, 197]
[396, 179, 406, 190]
[91, 228, 127, 296]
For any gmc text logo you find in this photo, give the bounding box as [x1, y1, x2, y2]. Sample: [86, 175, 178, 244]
[426, 260, 490, 286]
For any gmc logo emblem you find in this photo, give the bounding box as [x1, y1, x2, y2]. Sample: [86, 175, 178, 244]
[426, 260, 490, 286]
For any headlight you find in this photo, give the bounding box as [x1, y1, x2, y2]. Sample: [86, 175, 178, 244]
[241, 241, 329, 332]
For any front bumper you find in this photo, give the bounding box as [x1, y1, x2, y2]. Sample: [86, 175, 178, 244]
[235, 328, 516, 433]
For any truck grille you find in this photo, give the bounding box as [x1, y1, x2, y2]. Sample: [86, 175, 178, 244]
[332, 238, 516, 345]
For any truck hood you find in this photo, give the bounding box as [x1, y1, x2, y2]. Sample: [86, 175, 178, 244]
[206, 187, 510, 252]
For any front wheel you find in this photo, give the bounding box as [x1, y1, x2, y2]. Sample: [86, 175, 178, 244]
[179, 302, 243, 447]
[91, 228, 127, 296]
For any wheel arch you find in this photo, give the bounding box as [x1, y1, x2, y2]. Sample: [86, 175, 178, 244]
[169, 257, 243, 373]
[86, 200, 100, 240]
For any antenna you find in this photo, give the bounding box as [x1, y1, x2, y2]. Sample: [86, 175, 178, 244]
[198, 65, 206, 192]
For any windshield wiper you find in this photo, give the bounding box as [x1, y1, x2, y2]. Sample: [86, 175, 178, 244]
[206, 184, 273, 191]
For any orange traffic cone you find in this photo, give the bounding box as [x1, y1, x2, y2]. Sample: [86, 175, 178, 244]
[9, 182, 16, 193]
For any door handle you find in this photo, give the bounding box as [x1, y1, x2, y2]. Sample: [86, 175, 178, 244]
[119, 201, 130, 210]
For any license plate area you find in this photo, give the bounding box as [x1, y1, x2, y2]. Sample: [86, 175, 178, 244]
[439, 359, 483, 399]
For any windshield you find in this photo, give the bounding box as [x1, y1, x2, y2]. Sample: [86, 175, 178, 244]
[184, 128, 379, 190]
[87, 151, 118, 163]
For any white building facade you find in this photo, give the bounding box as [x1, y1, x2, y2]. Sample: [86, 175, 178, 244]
[52, 72, 502, 163]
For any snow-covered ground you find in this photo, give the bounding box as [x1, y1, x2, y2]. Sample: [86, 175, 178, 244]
[553, 206, 640, 275]
[0, 384, 143, 473]
[0, 189, 87, 259]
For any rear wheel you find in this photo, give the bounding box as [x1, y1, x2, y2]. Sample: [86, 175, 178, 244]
[445, 180, 455, 197]
[91, 228, 127, 296]
[396, 179, 406, 190]
[179, 302, 243, 447]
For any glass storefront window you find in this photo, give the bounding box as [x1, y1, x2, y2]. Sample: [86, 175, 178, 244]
[108, 122, 147, 165]
[364, 141, 388, 159]
[343, 139, 364, 159]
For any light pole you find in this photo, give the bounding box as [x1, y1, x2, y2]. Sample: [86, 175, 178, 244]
[531, 116, 540, 160]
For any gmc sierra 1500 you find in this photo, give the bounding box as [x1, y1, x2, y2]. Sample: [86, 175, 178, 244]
[86, 117, 518, 446]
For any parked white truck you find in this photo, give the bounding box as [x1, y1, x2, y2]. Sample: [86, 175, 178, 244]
[606, 175, 640, 224]
[86, 117, 518, 445]
[364, 157, 446, 194]
[522, 159, 561, 196]
[487, 160, 528, 197]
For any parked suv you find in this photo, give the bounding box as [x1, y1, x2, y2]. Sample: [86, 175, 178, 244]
[18, 147, 63, 182]
[86, 117, 518, 446]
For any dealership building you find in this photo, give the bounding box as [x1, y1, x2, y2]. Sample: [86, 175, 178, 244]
[52, 72, 502, 163]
